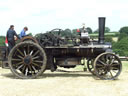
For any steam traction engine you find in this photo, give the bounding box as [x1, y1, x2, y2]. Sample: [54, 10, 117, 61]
[1, 17, 122, 80]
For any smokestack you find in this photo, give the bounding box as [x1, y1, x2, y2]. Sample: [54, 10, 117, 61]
[98, 17, 105, 44]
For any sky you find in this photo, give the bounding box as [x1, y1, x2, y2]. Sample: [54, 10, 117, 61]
[0, 0, 128, 36]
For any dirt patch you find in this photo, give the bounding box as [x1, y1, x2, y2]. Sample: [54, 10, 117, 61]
[0, 68, 128, 96]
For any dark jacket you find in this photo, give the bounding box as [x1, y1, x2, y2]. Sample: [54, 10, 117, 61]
[7, 29, 19, 42]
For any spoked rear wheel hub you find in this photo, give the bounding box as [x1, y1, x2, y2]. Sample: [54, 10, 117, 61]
[23, 55, 32, 65]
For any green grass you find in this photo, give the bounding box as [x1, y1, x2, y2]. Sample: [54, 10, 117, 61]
[122, 61, 128, 70]
[89, 32, 118, 37]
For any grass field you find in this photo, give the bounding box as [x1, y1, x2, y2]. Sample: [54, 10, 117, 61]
[0, 61, 128, 96]
[121, 61, 128, 70]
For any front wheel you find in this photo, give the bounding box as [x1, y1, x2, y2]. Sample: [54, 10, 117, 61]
[94, 52, 122, 80]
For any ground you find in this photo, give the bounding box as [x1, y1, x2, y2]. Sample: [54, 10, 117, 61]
[0, 62, 128, 96]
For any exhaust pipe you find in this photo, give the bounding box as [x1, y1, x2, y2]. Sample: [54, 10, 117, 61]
[98, 17, 105, 44]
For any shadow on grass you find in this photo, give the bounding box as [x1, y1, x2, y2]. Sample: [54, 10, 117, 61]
[1, 73, 16, 79]
[1, 71, 96, 79]
[41, 72, 93, 78]
[2, 72, 119, 81]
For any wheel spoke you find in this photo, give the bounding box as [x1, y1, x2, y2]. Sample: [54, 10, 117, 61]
[25, 67, 28, 76]
[15, 61, 24, 66]
[21, 65, 26, 73]
[34, 60, 43, 63]
[32, 65, 36, 71]
[17, 49, 24, 56]
[109, 56, 115, 65]
[32, 50, 40, 57]
[111, 67, 119, 70]
[28, 65, 34, 75]
[32, 62, 40, 68]
[97, 66, 105, 70]
[96, 63, 104, 67]
[32, 56, 39, 60]
[105, 55, 109, 61]
[17, 64, 24, 70]
[111, 63, 120, 66]
[105, 55, 110, 64]
[12, 58, 22, 61]
[24, 50, 27, 56]
[30, 50, 33, 55]
[97, 60, 106, 65]
[110, 59, 115, 65]
[17, 55, 24, 59]
[109, 71, 114, 78]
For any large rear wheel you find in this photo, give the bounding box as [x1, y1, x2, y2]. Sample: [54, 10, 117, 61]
[8, 41, 47, 79]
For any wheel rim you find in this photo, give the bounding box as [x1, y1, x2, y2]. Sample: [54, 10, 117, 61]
[21, 36, 38, 43]
[8, 41, 47, 79]
[94, 52, 122, 80]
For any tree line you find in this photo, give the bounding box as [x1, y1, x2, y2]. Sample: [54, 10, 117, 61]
[112, 26, 128, 56]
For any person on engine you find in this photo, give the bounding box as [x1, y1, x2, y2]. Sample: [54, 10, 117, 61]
[6, 25, 20, 53]
[19, 27, 28, 39]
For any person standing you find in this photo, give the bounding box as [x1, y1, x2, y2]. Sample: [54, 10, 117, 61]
[6, 25, 20, 53]
[19, 27, 28, 39]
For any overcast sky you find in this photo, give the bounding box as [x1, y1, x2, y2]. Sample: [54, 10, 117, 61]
[0, 0, 128, 36]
